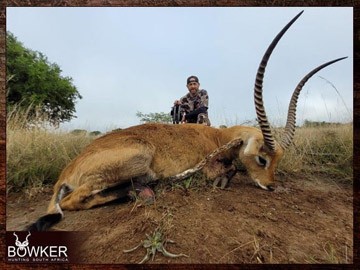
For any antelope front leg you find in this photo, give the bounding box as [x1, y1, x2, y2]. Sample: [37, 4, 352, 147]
[213, 165, 237, 189]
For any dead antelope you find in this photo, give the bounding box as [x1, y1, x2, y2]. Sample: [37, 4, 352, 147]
[25, 11, 346, 231]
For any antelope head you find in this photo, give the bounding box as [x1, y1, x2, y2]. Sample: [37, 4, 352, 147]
[241, 10, 347, 191]
[13, 232, 31, 250]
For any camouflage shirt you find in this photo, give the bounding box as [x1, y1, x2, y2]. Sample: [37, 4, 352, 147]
[180, 89, 209, 114]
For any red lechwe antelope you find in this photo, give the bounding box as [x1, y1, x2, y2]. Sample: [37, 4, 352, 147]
[26, 11, 347, 231]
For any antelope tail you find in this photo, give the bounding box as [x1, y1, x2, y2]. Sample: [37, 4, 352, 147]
[25, 184, 71, 231]
[26, 213, 63, 231]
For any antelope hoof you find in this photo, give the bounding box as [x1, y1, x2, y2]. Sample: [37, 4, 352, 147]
[213, 176, 228, 189]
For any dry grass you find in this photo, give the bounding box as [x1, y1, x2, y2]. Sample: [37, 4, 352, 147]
[6, 106, 94, 192]
[6, 106, 353, 192]
[277, 124, 353, 182]
[305, 241, 351, 264]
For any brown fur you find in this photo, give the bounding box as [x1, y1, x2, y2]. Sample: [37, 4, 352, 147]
[45, 123, 283, 214]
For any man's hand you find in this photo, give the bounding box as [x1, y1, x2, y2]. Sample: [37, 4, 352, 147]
[181, 113, 186, 124]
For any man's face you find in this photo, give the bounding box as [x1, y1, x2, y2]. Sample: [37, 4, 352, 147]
[187, 82, 200, 95]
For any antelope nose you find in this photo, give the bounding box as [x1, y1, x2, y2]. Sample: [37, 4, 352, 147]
[267, 184, 275, 191]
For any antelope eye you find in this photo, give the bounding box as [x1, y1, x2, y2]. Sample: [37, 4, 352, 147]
[256, 156, 267, 167]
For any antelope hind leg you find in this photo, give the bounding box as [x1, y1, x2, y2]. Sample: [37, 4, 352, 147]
[58, 145, 156, 210]
[57, 182, 130, 210]
[26, 145, 156, 231]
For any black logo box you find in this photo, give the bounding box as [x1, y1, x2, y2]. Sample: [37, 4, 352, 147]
[6, 231, 88, 263]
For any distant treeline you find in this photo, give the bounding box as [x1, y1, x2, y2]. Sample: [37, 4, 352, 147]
[70, 129, 102, 136]
[302, 120, 351, 128]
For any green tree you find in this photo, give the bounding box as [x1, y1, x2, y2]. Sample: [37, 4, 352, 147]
[303, 119, 341, 128]
[136, 111, 172, 124]
[89, 131, 102, 136]
[6, 32, 82, 126]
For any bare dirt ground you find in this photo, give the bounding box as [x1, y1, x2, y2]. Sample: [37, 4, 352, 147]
[6, 173, 353, 264]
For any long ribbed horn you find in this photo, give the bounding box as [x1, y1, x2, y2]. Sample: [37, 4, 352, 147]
[280, 57, 348, 149]
[254, 10, 303, 152]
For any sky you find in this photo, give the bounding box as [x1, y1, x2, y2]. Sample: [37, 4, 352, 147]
[6, 7, 353, 132]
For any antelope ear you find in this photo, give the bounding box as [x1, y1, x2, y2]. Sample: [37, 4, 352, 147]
[243, 137, 261, 156]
